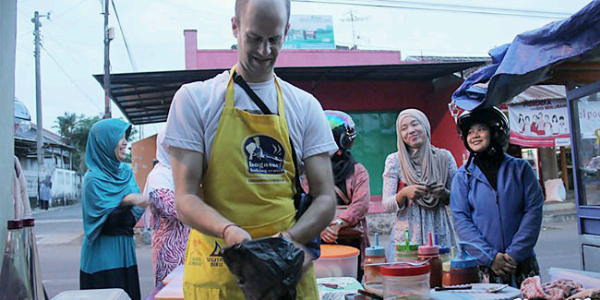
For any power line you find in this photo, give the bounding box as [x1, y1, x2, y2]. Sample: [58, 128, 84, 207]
[40, 44, 102, 110]
[291, 0, 573, 19]
[45, 0, 90, 24]
[111, 0, 137, 71]
[43, 34, 98, 63]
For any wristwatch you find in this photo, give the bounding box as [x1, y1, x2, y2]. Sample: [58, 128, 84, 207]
[334, 219, 344, 228]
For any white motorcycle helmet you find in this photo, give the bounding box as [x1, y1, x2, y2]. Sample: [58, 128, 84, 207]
[14, 98, 32, 134]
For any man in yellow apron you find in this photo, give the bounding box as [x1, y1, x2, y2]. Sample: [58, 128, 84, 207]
[163, 0, 338, 298]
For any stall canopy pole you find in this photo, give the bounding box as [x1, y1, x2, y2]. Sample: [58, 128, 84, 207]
[560, 147, 569, 191]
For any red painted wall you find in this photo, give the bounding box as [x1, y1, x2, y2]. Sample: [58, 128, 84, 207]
[427, 81, 469, 166]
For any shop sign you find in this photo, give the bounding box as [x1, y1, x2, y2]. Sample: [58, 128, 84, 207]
[507, 99, 570, 147]
[577, 99, 600, 140]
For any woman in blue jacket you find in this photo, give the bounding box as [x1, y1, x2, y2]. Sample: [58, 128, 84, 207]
[451, 107, 544, 288]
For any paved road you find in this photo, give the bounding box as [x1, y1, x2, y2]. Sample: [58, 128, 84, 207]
[32, 204, 582, 298]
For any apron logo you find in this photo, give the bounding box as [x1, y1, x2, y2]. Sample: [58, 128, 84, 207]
[210, 241, 223, 257]
[207, 241, 224, 267]
[243, 135, 285, 174]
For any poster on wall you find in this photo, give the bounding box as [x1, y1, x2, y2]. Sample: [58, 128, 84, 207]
[508, 99, 570, 147]
[283, 15, 335, 49]
[577, 99, 600, 140]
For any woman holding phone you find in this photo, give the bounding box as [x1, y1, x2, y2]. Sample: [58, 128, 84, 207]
[382, 109, 458, 261]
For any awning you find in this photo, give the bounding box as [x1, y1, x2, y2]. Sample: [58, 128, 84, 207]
[94, 61, 485, 125]
[452, 0, 600, 110]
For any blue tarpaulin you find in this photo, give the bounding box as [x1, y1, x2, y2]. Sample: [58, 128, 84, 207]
[452, 0, 600, 110]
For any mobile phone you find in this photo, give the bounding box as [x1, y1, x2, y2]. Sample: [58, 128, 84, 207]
[426, 183, 437, 189]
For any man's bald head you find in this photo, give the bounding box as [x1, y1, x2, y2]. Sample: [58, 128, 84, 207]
[235, 0, 291, 24]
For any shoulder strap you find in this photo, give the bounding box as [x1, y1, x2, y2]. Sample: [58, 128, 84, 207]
[233, 72, 305, 195]
[233, 73, 273, 115]
[334, 185, 351, 204]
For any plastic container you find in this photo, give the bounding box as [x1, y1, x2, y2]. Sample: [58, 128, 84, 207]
[444, 242, 480, 286]
[418, 232, 442, 288]
[381, 262, 431, 300]
[22, 218, 45, 300]
[0, 220, 33, 300]
[314, 244, 360, 278]
[52, 289, 131, 300]
[364, 233, 386, 285]
[395, 230, 419, 262]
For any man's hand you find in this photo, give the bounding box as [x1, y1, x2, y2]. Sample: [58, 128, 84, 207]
[320, 220, 342, 243]
[222, 225, 251, 246]
[491, 252, 517, 276]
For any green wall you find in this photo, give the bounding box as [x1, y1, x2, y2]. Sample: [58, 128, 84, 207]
[348, 111, 399, 195]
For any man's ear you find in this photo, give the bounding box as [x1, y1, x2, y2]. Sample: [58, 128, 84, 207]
[232, 17, 239, 38]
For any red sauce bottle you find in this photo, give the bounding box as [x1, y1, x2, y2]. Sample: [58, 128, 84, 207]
[418, 233, 442, 288]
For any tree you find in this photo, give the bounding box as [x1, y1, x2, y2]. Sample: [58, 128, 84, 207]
[53, 112, 79, 144]
[71, 114, 102, 172]
[55, 113, 139, 171]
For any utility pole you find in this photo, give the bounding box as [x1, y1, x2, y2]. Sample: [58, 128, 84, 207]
[103, 0, 114, 119]
[340, 10, 369, 49]
[32, 11, 49, 205]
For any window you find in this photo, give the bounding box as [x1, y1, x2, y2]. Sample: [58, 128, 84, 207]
[572, 90, 600, 206]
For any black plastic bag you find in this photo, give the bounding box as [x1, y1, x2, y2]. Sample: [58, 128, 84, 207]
[222, 237, 304, 300]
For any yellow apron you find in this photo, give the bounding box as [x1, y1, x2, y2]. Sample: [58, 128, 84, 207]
[183, 66, 319, 299]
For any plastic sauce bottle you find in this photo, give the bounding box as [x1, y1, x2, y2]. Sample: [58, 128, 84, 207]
[439, 246, 451, 263]
[446, 242, 484, 286]
[364, 233, 386, 285]
[418, 232, 442, 288]
[442, 260, 452, 287]
[395, 229, 419, 262]
[442, 247, 455, 286]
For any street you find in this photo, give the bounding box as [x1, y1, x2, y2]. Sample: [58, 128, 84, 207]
[34, 204, 154, 299]
[34, 204, 580, 299]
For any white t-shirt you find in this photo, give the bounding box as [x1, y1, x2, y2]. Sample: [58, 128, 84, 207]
[163, 71, 338, 169]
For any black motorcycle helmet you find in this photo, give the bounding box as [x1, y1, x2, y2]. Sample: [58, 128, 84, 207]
[457, 106, 510, 153]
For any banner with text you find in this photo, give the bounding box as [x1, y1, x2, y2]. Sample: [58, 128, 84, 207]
[508, 99, 570, 148]
[577, 99, 600, 140]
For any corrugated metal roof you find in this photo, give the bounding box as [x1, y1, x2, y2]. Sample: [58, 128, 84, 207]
[15, 124, 73, 149]
[508, 85, 566, 105]
[94, 61, 486, 125]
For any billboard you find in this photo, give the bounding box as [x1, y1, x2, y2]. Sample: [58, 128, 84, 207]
[283, 15, 335, 49]
[508, 99, 570, 148]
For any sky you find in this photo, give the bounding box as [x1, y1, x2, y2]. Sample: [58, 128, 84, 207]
[14, 0, 593, 141]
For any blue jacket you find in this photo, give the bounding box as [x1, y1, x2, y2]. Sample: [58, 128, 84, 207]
[450, 154, 543, 267]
